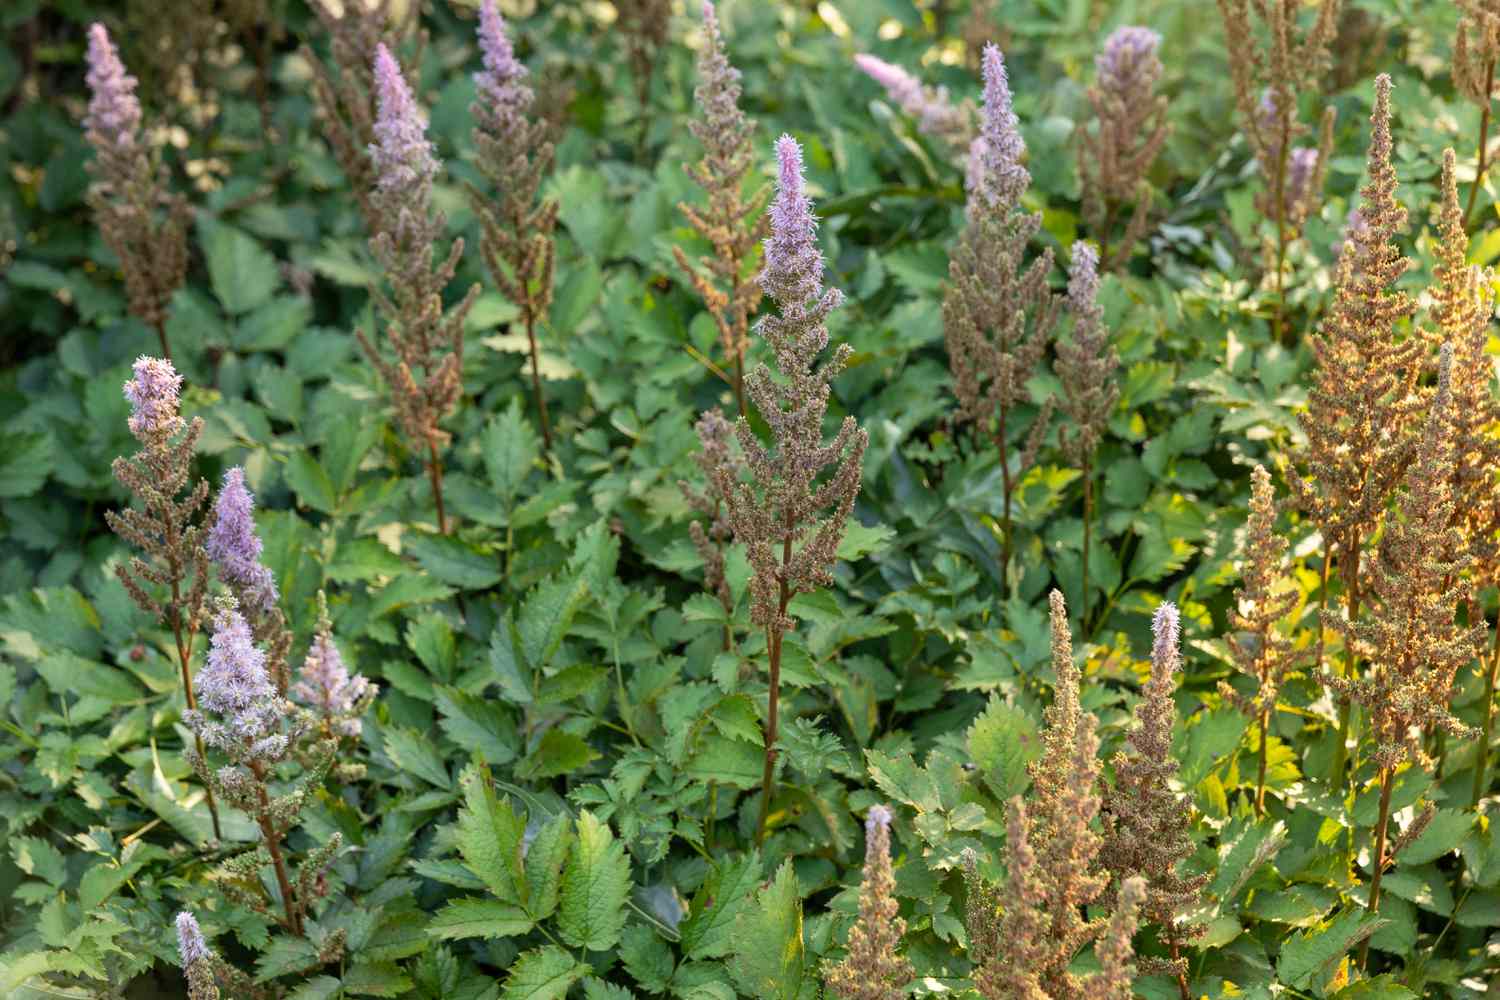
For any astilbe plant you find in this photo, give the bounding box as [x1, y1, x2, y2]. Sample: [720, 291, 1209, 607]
[825, 805, 913, 1000]
[1220, 464, 1302, 815]
[674, 1, 769, 417]
[1076, 26, 1170, 271]
[1455, 1, 1500, 227]
[175, 911, 219, 1000]
[303, 0, 423, 225]
[293, 591, 377, 757]
[852, 52, 974, 156]
[1216, 0, 1340, 339]
[1286, 74, 1425, 784]
[83, 24, 191, 361]
[696, 135, 868, 845]
[1325, 346, 1485, 967]
[944, 43, 1060, 591]
[682, 409, 741, 650]
[356, 44, 480, 535]
[468, 0, 560, 451]
[184, 600, 344, 939]
[206, 467, 292, 695]
[1056, 242, 1119, 626]
[969, 590, 1145, 998]
[1100, 603, 1206, 999]
[615, 0, 672, 137]
[105, 357, 221, 838]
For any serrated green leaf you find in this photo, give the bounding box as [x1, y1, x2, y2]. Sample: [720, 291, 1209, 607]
[559, 811, 631, 952]
[729, 861, 806, 1000]
[201, 220, 280, 315]
[518, 574, 590, 669]
[864, 749, 942, 813]
[426, 898, 533, 941]
[407, 534, 502, 591]
[1395, 808, 1471, 865]
[836, 520, 895, 560]
[434, 686, 517, 764]
[382, 726, 451, 789]
[484, 401, 540, 506]
[966, 696, 1039, 801]
[0, 432, 52, 498]
[289, 976, 343, 1000]
[1277, 908, 1384, 990]
[680, 851, 762, 959]
[456, 769, 525, 904]
[342, 960, 412, 997]
[284, 451, 338, 513]
[524, 812, 573, 923]
[501, 946, 587, 1000]
[518, 730, 600, 780]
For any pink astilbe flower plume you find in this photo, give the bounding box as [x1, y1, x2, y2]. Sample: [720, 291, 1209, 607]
[294, 593, 376, 740]
[696, 135, 867, 844]
[123, 356, 185, 444]
[370, 43, 437, 197]
[176, 911, 219, 1000]
[192, 604, 279, 749]
[853, 52, 973, 154]
[825, 804, 913, 1000]
[206, 468, 278, 614]
[976, 42, 1029, 211]
[83, 26, 190, 359]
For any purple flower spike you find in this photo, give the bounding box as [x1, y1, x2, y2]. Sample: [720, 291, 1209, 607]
[475, 0, 531, 110]
[1096, 26, 1162, 95]
[370, 43, 437, 197]
[1285, 147, 1319, 210]
[1151, 601, 1181, 669]
[1067, 241, 1100, 317]
[977, 42, 1028, 210]
[84, 24, 142, 152]
[294, 630, 373, 737]
[854, 53, 923, 110]
[866, 803, 893, 834]
[123, 356, 183, 442]
[175, 911, 210, 966]
[197, 607, 274, 724]
[760, 134, 831, 309]
[206, 468, 279, 613]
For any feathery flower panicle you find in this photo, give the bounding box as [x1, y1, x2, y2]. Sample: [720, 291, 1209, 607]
[1288, 75, 1425, 667]
[294, 595, 376, 739]
[192, 605, 280, 749]
[176, 912, 219, 1000]
[681, 408, 741, 631]
[123, 356, 185, 444]
[1456, 1, 1500, 106]
[674, 1, 768, 417]
[853, 52, 974, 154]
[83, 24, 190, 358]
[615, 0, 671, 114]
[1077, 25, 1170, 269]
[206, 468, 278, 613]
[357, 42, 479, 533]
[1057, 242, 1120, 465]
[468, 0, 560, 450]
[825, 805, 913, 1000]
[971, 590, 1142, 997]
[1101, 602, 1207, 988]
[945, 43, 1058, 585]
[303, 0, 424, 224]
[1221, 465, 1302, 814]
[695, 136, 867, 842]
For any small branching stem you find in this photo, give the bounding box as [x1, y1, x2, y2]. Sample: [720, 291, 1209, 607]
[1465, 58, 1497, 230]
[1472, 622, 1500, 808]
[152, 319, 172, 363]
[425, 438, 449, 537]
[994, 407, 1014, 594]
[755, 535, 793, 846]
[1081, 456, 1093, 626]
[1358, 767, 1395, 971]
[1255, 706, 1269, 817]
[525, 307, 553, 452]
[1330, 536, 1362, 786]
[170, 576, 220, 840]
[251, 760, 303, 936]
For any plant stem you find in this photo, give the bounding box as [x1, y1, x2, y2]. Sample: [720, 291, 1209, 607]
[994, 405, 1013, 596]
[1330, 535, 1362, 787]
[755, 536, 794, 846]
[1171, 935, 1190, 1000]
[1081, 456, 1092, 627]
[1358, 766, 1394, 971]
[251, 761, 303, 936]
[1472, 621, 1500, 808]
[152, 318, 172, 363]
[1255, 706, 1269, 817]
[524, 307, 553, 452]
[1270, 111, 1291, 345]
[170, 578, 220, 840]
[425, 437, 449, 536]
[1465, 58, 1497, 231]
[1315, 553, 1331, 678]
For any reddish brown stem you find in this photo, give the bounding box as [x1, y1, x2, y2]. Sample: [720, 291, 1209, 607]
[1358, 767, 1394, 970]
[153, 319, 172, 363]
[1472, 621, 1500, 808]
[755, 536, 794, 846]
[251, 760, 303, 936]
[170, 577, 220, 840]
[525, 308, 553, 452]
[425, 437, 449, 537]
[1171, 936, 1190, 1000]
[1465, 59, 1496, 231]
[1080, 456, 1093, 627]
[1255, 707, 1269, 817]
[994, 405, 1013, 595]
[1330, 535, 1362, 787]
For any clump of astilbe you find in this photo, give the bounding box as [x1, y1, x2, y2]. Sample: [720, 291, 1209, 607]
[1325, 347, 1485, 966]
[1428, 149, 1500, 807]
[468, 0, 561, 451]
[970, 589, 1143, 998]
[1216, 0, 1340, 340]
[105, 357, 221, 839]
[1056, 242, 1120, 625]
[1220, 465, 1302, 816]
[206, 467, 292, 695]
[83, 23, 191, 361]
[293, 591, 376, 754]
[1101, 603, 1207, 1000]
[1455, 1, 1500, 228]
[944, 43, 1060, 591]
[185, 600, 342, 939]
[356, 44, 480, 536]
[303, 0, 423, 225]
[1076, 26, 1170, 271]
[1286, 74, 1426, 784]
[825, 805, 914, 1000]
[674, 1, 769, 418]
[853, 52, 975, 156]
[697, 136, 868, 845]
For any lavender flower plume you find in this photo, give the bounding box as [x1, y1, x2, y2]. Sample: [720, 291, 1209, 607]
[123, 356, 184, 443]
[866, 803, 893, 834]
[205, 468, 278, 613]
[760, 135, 833, 312]
[853, 53, 970, 149]
[1151, 601, 1181, 670]
[976, 42, 1028, 210]
[195, 605, 279, 746]
[370, 43, 437, 198]
[293, 622, 374, 738]
[1285, 146, 1319, 212]
[475, 0, 531, 111]
[85, 24, 142, 152]
[853, 53, 923, 111]
[175, 911, 210, 966]
[1096, 26, 1162, 94]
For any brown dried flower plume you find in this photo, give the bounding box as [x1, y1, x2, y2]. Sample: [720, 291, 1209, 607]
[826, 805, 913, 1000]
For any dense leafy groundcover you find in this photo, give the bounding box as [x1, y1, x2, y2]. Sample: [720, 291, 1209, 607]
[5, 0, 1500, 997]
